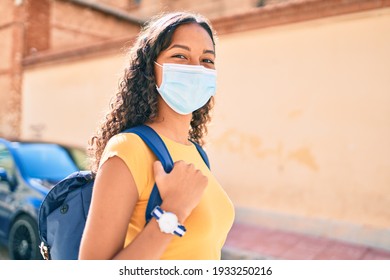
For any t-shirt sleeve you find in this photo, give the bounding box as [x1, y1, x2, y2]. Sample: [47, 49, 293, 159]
[98, 133, 154, 197]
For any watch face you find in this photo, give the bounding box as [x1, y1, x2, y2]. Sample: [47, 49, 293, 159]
[158, 212, 178, 234]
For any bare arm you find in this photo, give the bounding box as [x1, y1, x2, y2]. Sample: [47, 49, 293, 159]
[78, 156, 207, 260]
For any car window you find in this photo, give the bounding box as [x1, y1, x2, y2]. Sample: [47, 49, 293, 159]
[13, 143, 79, 181]
[0, 144, 14, 172]
[0, 143, 17, 186]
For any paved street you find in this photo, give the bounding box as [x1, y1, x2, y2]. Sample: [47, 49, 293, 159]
[223, 222, 390, 260]
[0, 245, 9, 260]
[2, 222, 390, 260]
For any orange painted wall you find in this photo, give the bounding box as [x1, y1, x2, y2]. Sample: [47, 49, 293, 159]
[21, 8, 390, 247]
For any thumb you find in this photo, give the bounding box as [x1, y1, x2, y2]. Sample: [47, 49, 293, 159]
[153, 161, 166, 179]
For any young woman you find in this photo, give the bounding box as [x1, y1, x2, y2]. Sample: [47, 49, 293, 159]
[79, 11, 234, 260]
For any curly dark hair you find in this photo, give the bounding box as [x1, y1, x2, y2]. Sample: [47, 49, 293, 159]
[88, 11, 218, 175]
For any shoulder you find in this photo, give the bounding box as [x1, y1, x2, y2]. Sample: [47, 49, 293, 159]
[99, 132, 153, 169]
[106, 132, 147, 150]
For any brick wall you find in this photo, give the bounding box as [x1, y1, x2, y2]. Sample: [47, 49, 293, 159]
[212, 0, 390, 35]
[115, 0, 260, 20]
[0, 0, 25, 138]
[102, 0, 291, 20]
[92, 0, 140, 11]
[2, 0, 389, 139]
[24, 0, 51, 56]
[0, 0, 141, 138]
[92, 0, 291, 19]
[51, 1, 140, 51]
[20, 3, 390, 245]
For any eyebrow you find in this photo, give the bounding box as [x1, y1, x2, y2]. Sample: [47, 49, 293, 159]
[168, 44, 215, 56]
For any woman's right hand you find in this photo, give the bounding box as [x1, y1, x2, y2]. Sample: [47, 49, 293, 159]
[153, 160, 208, 222]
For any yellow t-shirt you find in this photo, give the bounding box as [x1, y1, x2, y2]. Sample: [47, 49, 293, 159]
[99, 131, 235, 260]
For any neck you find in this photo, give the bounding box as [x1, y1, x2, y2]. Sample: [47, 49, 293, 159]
[148, 100, 193, 145]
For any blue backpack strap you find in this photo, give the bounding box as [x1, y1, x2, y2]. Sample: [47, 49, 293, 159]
[124, 125, 174, 173]
[123, 125, 211, 224]
[122, 125, 172, 224]
[190, 141, 210, 169]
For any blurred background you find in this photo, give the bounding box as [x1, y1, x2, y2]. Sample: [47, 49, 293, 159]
[1, 0, 390, 260]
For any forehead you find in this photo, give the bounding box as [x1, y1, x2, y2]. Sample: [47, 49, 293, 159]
[169, 23, 214, 49]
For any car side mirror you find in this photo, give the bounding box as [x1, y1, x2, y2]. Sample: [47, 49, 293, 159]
[0, 167, 17, 191]
[0, 167, 8, 182]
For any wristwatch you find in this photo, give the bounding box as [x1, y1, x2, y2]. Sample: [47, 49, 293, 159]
[151, 206, 186, 237]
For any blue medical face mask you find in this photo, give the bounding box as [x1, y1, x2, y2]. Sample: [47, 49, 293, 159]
[155, 62, 217, 115]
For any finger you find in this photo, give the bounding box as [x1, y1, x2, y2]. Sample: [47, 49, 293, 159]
[173, 160, 184, 167]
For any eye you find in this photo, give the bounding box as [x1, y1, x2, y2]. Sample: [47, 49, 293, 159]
[172, 54, 187, 59]
[202, 58, 215, 65]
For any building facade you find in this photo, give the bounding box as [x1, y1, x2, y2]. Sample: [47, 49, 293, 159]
[1, 0, 390, 250]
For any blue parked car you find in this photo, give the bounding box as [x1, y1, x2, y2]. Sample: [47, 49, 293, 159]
[0, 138, 87, 260]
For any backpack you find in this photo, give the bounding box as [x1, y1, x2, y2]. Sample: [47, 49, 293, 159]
[38, 125, 210, 260]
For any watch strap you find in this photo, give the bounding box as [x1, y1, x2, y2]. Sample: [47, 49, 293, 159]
[151, 205, 164, 219]
[174, 224, 186, 237]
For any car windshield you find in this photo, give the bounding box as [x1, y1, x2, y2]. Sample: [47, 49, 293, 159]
[14, 143, 79, 181]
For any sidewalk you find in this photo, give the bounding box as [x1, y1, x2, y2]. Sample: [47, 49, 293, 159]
[222, 222, 390, 260]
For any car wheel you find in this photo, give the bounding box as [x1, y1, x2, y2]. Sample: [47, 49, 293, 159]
[8, 215, 42, 260]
